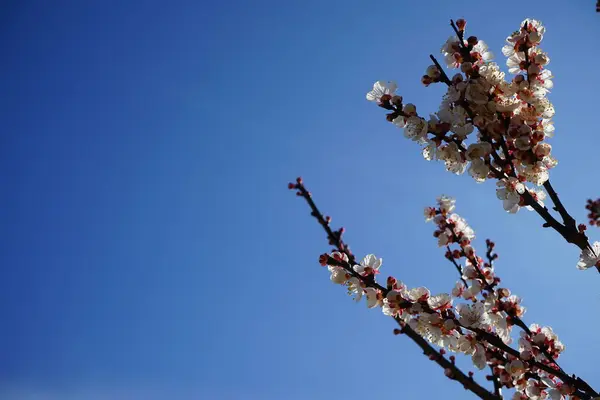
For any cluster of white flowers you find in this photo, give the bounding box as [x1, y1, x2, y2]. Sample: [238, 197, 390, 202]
[318, 196, 577, 397]
[366, 18, 561, 215]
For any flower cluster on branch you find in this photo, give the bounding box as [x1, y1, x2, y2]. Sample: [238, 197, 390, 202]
[366, 18, 598, 271]
[288, 16, 600, 400]
[289, 179, 598, 399]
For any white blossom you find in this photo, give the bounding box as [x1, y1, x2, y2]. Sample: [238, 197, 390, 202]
[353, 254, 382, 276]
[427, 293, 452, 310]
[468, 159, 490, 183]
[366, 81, 398, 103]
[364, 287, 383, 308]
[456, 302, 489, 329]
[403, 116, 428, 143]
[472, 343, 487, 370]
[577, 242, 600, 270]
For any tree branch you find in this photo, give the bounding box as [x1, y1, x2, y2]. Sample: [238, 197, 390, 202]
[290, 179, 500, 400]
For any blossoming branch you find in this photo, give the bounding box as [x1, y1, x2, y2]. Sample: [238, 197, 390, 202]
[289, 17, 600, 400]
[365, 19, 599, 272]
[289, 178, 598, 399]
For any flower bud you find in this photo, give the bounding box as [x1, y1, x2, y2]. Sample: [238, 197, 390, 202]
[534, 53, 549, 65]
[319, 253, 329, 267]
[455, 19, 466, 31]
[460, 62, 473, 74]
[421, 75, 433, 86]
[426, 65, 440, 78]
[528, 31, 541, 44]
[451, 73, 464, 84]
[533, 142, 551, 158]
[403, 103, 417, 116]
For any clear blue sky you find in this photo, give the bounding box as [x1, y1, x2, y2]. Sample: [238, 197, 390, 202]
[1, 1, 599, 399]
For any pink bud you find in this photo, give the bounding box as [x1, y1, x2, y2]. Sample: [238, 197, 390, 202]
[455, 19, 466, 31]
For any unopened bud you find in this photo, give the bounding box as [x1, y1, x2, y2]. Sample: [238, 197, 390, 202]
[403, 103, 417, 115]
[534, 53, 549, 65]
[393, 328, 402, 335]
[421, 75, 433, 86]
[426, 65, 440, 78]
[578, 223, 587, 232]
[455, 19, 466, 31]
[444, 368, 454, 378]
[467, 36, 478, 46]
[318, 254, 329, 266]
[460, 62, 473, 73]
[528, 31, 541, 44]
[288, 182, 296, 190]
[451, 73, 464, 84]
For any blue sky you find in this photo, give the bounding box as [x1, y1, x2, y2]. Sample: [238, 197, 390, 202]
[1, 1, 599, 399]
